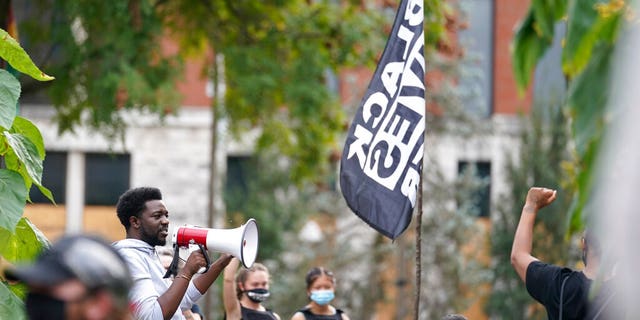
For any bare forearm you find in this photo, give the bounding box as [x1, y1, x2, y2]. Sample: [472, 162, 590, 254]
[511, 187, 556, 282]
[223, 258, 241, 318]
[511, 204, 538, 281]
[157, 274, 191, 320]
[193, 254, 233, 293]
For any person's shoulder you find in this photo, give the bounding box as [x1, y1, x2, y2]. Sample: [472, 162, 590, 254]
[297, 305, 311, 313]
[525, 260, 577, 302]
[291, 311, 305, 320]
[113, 239, 151, 251]
[526, 260, 571, 279]
[336, 309, 350, 320]
[112, 240, 154, 272]
[259, 306, 280, 320]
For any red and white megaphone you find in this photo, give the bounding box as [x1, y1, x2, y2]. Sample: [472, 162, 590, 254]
[172, 218, 259, 269]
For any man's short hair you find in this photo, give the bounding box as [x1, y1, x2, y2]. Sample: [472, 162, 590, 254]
[6, 234, 132, 308]
[116, 187, 162, 228]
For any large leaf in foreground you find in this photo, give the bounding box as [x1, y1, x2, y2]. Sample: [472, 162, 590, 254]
[0, 170, 27, 232]
[0, 282, 25, 320]
[0, 69, 19, 130]
[3, 132, 43, 187]
[511, 9, 553, 93]
[0, 28, 54, 81]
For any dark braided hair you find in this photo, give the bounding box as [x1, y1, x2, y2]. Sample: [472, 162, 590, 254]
[305, 266, 335, 289]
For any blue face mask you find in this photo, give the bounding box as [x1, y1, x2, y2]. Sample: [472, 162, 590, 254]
[310, 289, 334, 306]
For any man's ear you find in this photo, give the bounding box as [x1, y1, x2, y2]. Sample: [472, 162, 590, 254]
[129, 216, 140, 229]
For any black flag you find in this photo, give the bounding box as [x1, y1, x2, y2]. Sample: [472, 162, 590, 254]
[339, 0, 425, 240]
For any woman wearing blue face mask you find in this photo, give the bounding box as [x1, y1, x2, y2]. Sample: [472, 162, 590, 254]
[290, 267, 350, 320]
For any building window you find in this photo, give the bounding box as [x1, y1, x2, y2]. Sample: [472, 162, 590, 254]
[30, 151, 67, 204]
[457, 161, 491, 217]
[85, 153, 130, 205]
[225, 156, 253, 213]
[458, 0, 494, 117]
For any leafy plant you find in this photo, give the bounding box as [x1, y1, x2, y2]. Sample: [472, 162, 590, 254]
[0, 27, 52, 319]
[511, 0, 627, 231]
[154, 0, 388, 184]
[21, 0, 182, 142]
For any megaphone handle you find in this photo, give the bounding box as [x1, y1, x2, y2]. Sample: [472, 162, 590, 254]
[163, 244, 180, 279]
[197, 243, 211, 273]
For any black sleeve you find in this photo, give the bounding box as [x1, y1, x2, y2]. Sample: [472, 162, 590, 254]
[525, 260, 564, 305]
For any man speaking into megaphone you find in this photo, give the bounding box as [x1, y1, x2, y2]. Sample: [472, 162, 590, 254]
[113, 187, 233, 320]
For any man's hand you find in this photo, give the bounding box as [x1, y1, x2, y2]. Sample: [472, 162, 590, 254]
[182, 250, 208, 277]
[209, 253, 233, 272]
[523, 187, 557, 213]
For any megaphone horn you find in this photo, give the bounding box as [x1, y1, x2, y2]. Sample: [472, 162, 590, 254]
[172, 218, 259, 268]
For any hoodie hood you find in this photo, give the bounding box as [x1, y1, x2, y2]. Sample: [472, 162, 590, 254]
[112, 238, 155, 253]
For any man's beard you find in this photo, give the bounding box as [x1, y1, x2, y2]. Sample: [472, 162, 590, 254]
[140, 224, 167, 247]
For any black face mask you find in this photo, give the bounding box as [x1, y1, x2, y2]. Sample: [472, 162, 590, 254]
[245, 288, 270, 303]
[26, 292, 66, 320]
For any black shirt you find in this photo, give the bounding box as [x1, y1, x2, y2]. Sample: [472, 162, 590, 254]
[240, 305, 278, 320]
[297, 306, 344, 320]
[526, 261, 591, 320]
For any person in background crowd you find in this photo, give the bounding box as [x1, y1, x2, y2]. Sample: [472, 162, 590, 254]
[113, 186, 232, 320]
[223, 258, 280, 320]
[511, 187, 618, 319]
[290, 267, 350, 320]
[6, 234, 133, 320]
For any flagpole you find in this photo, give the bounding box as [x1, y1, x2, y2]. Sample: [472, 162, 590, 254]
[414, 176, 423, 320]
[337, 0, 426, 315]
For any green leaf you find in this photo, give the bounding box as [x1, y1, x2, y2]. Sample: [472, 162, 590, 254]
[34, 184, 55, 205]
[531, 0, 566, 39]
[10, 117, 45, 159]
[0, 28, 54, 81]
[0, 169, 27, 232]
[0, 218, 49, 301]
[0, 282, 26, 320]
[511, 9, 553, 93]
[2, 151, 33, 203]
[566, 43, 612, 157]
[564, 42, 613, 231]
[567, 134, 601, 234]
[21, 218, 50, 250]
[0, 69, 20, 130]
[562, 0, 622, 77]
[0, 217, 49, 264]
[3, 132, 43, 186]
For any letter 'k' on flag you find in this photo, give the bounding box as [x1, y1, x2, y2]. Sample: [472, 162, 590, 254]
[339, 0, 425, 240]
